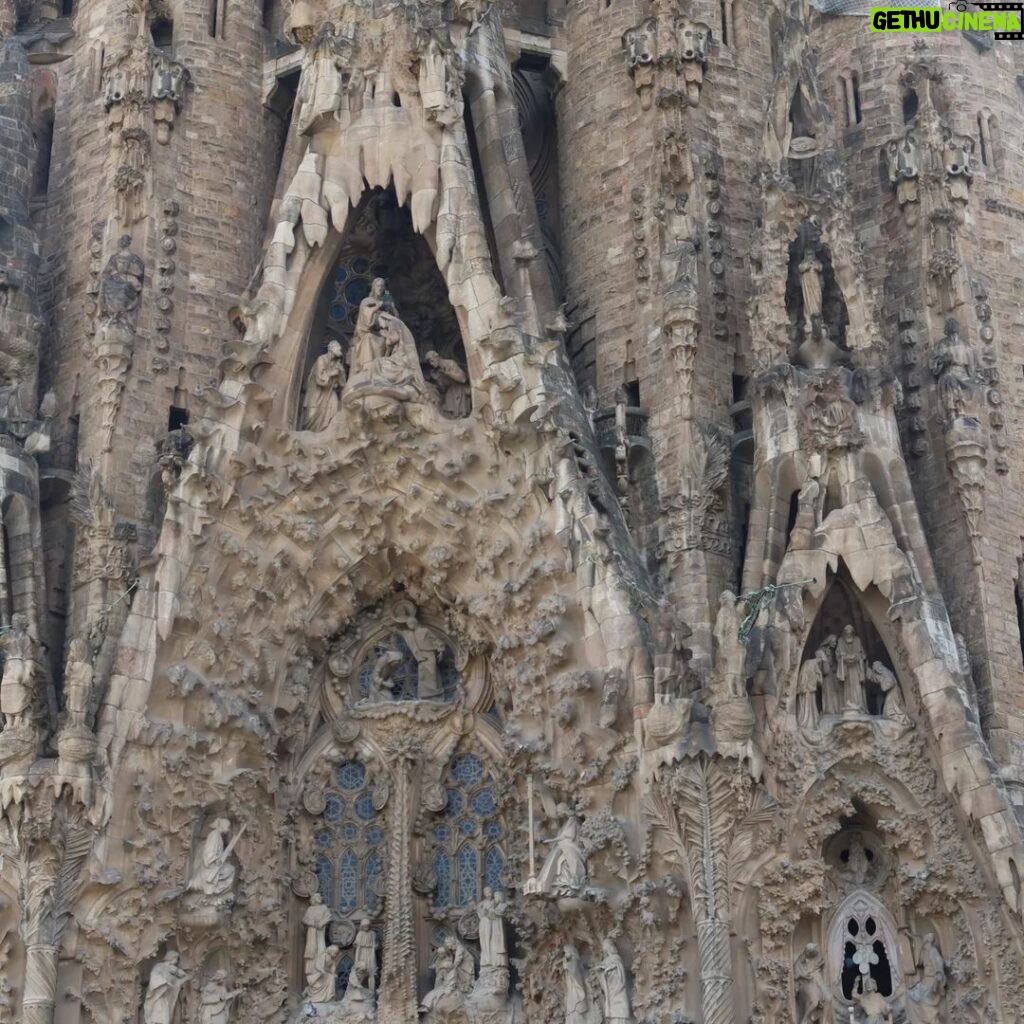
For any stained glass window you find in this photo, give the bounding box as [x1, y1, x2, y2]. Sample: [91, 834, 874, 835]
[431, 753, 505, 909]
[328, 257, 392, 330]
[314, 760, 384, 919]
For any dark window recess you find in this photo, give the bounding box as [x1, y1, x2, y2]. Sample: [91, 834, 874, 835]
[262, 0, 274, 31]
[61, 0, 74, 16]
[209, 0, 218, 38]
[851, 72, 863, 125]
[151, 17, 173, 51]
[903, 90, 919, 123]
[624, 380, 640, 406]
[33, 112, 55, 198]
[168, 406, 190, 431]
[1015, 574, 1024, 669]
[720, 0, 729, 45]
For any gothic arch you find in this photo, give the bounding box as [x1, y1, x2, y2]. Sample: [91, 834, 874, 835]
[826, 890, 903, 1001]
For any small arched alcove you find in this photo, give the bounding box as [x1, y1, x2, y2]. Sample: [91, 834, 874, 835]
[786, 223, 850, 363]
[296, 187, 471, 428]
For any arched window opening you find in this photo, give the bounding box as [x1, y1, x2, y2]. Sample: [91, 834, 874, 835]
[841, 916, 893, 998]
[1015, 557, 1024, 669]
[150, 17, 173, 52]
[32, 107, 55, 198]
[299, 188, 471, 427]
[61, 0, 74, 15]
[902, 89, 918, 123]
[978, 111, 999, 171]
[720, 0, 735, 47]
[430, 753, 505, 912]
[313, 760, 385, 992]
[850, 71, 862, 125]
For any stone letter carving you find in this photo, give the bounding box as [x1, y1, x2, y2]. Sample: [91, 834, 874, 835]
[144, 951, 190, 1024]
[302, 339, 346, 431]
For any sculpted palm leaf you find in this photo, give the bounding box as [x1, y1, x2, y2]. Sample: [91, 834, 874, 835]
[683, 424, 731, 496]
[54, 822, 94, 941]
[641, 788, 688, 876]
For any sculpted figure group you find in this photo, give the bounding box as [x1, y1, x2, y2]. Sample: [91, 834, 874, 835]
[794, 625, 907, 731]
[301, 278, 470, 430]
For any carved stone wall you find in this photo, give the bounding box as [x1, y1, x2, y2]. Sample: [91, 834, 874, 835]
[0, 2, 1023, 1024]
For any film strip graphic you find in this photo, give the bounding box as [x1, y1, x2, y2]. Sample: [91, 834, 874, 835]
[971, 1, 1024, 39]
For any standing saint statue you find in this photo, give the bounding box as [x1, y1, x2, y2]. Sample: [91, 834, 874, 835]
[198, 970, 242, 1024]
[793, 943, 827, 1024]
[302, 892, 334, 993]
[537, 815, 587, 896]
[394, 607, 446, 700]
[818, 639, 842, 715]
[0, 612, 35, 731]
[835, 625, 868, 713]
[871, 662, 908, 723]
[596, 938, 632, 1024]
[301, 339, 346, 431]
[477, 887, 510, 991]
[144, 951, 190, 1024]
[795, 655, 823, 731]
[798, 251, 824, 332]
[62, 638, 94, 731]
[354, 918, 377, 993]
[564, 944, 590, 1024]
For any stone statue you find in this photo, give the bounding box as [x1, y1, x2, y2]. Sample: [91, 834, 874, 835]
[871, 662, 907, 723]
[835, 625, 868, 713]
[394, 607, 446, 699]
[306, 943, 342, 1004]
[907, 932, 945, 1023]
[365, 649, 402, 703]
[795, 655, 822, 731]
[818, 640, 842, 715]
[564, 943, 590, 1024]
[62, 638, 94, 730]
[793, 943, 827, 1024]
[798, 251, 824, 334]
[187, 818, 239, 901]
[424, 350, 471, 418]
[198, 970, 242, 1024]
[354, 918, 377, 993]
[344, 277, 430, 419]
[713, 590, 745, 698]
[143, 951, 190, 1024]
[338, 962, 375, 1019]
[929, 319, 979, 425]
[0, 613, 35, 731]
[942, 128, 973, 203]
[97, 235, 145, 322]
[421, 936, 474, 1014]
[650, 602, 690, 700]
[302, 339, 346, 431]
[596, 938, 632, 1024]
[477, 887, 510, 976]
[303, 892, 335, 996]
[537, 815, 587, 896]
[855, 976, 894, 1024]
[885, 132, 920, 216]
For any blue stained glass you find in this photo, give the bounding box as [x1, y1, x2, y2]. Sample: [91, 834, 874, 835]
[459, 818, 477, 837]
[315, 855, 332, 903]
[434, 852, 451, 908]
[339, 850, 359, 913]
[336, 952, 354, 993]
[472, 789, 496, 816]
[315, 829, 332, 847]
[365, 853, 382, 912]
[457, 846, 478, 905]
[435, 825, 451, 842]
[345, 279, 371, 305]
[355, 793, 376, 821]
[342, 822, 358, 842]
[445, 789, 463, 815]
[329, 303, 347, 322]
[335, 267, 348, 284]
[337, 762, 366, 791]
[485, 822, 503, 840]
[352, 258, 370, 274]
[325, 796, 344, 823]
[451, 754, 483, 786]
[366, 825, 384, 846]
[438, 648, 461, 697]
[484, 848, 505, 891]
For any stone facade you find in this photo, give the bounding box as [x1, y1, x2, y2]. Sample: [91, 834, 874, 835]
[0, 0, 1023, 1022]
